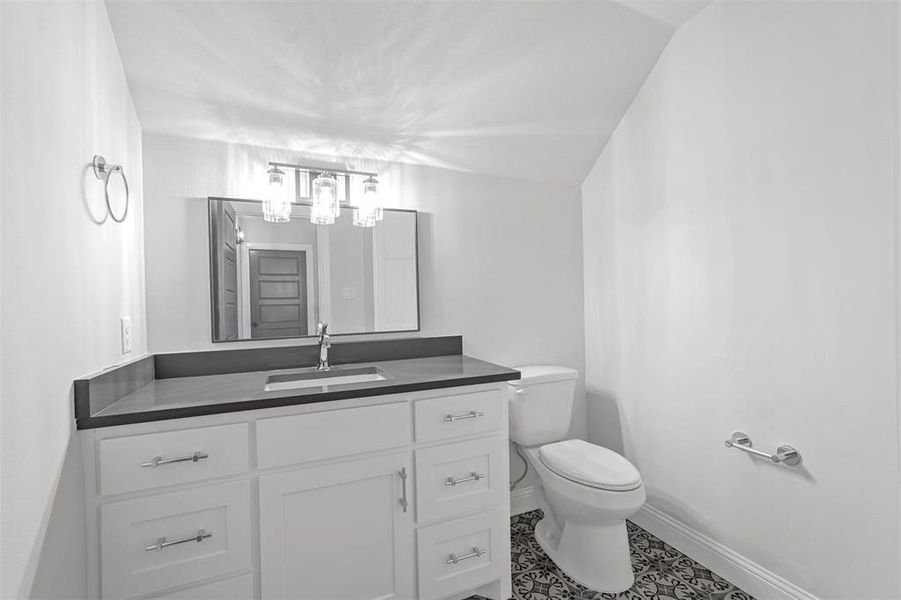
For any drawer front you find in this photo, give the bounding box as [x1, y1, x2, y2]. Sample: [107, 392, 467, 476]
[414, 390, 503, 443]
[417, 508, 509, 600]
[257, 402, 410, 469]
[101, 481, 252, 599]
[152, 574, 254, 600]
[98, 423, 250, 496]
[415, 436, 507, 523]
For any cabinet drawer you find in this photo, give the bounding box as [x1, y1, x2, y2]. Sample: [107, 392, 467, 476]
[152, 574, 254, 599]
[414, 390, 503, 443]
[417, 508, 509, 600]
[98, 423, 250, 496]
[415, 436, 507, 523]
[100, 481, 252, 599]
[257, 402, 410, 469]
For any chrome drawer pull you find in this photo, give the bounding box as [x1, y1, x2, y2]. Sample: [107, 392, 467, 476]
[145, 529, 212, 552]
[445, 472, 486, 487]
[447, 546, 486, 565]
[398, 467, 409, 512]
[443, 410, 485, 423]
[141, 451, 209, 468]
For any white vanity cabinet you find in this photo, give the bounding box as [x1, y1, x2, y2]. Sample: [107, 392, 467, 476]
[81, 383, 512, 600]
[259, 453, 415, 600]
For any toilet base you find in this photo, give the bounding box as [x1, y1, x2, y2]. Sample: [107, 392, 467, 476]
[534, 517, 635, 594]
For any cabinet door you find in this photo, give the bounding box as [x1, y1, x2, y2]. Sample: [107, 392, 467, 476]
[260, 453, 415, 600]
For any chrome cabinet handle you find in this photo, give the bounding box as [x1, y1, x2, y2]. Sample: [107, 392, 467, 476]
[141, 451, 209, 468]
[443, 410, 485, 423]
[445, 472, 486, 487]
[398, 467, 409, 512]
[145, 529, 212, 552]
[447, 546, 486, 565]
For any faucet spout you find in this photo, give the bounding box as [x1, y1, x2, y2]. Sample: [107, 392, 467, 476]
[316, 322, 331, 370]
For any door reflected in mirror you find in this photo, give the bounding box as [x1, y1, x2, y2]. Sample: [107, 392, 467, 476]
[209, 198, 419, 342]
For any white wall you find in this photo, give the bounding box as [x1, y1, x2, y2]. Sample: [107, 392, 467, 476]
[0, 2, 146, 597]
[142, 133, 586, 487]
[144, 134, 584, 367]
[581, 1, 898, 598]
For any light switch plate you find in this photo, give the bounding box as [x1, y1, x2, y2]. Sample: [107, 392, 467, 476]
[120, 317, 133, 354]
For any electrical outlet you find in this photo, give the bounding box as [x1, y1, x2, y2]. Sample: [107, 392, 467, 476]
[120, 317, 133, 354]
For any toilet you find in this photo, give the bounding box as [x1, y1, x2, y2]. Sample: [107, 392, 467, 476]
[507, 366, 645, 593]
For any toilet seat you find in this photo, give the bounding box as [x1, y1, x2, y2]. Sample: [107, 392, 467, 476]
[538, 439, 641, 492]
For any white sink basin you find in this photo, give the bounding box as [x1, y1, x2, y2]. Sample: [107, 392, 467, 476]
[264, 367, 387, 392]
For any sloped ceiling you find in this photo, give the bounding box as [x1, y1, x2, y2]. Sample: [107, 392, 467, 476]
[107, 0, 708, 184]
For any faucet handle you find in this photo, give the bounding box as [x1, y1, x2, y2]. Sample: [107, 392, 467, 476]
[317, 322, 328, 335]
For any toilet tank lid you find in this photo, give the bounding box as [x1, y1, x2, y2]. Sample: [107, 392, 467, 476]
[508, 365, 579, 387]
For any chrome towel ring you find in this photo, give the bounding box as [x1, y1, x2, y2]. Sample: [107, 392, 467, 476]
[92, 155, 129, 223]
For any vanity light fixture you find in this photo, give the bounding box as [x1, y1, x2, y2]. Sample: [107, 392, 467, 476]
[266, 161, 381, 226]
[353, 175, 382, 228]
[311, 171, 340, 225]
[263, 165, 290, 223]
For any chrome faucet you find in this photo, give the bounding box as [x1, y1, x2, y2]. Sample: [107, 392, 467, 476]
[316, 322, 331, 370]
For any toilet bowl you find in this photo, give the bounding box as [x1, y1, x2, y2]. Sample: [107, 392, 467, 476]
[525, 441, 645, 592]
[508, 367, 645, 593]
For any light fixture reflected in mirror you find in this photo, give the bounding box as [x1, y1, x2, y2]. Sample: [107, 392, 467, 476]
[311, 172, 339, 225]
[263, 166, 290, 223]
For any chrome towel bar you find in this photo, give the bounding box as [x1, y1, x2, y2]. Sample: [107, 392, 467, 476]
[724, 431, 801, 466]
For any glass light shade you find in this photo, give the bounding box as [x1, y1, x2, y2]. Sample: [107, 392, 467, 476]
[353, 208, 376, 227]
[263, 166, 291, 223]
[353, 175, 380, 227]
[311, 172, 339, 225]
[363, 175, 378, 197]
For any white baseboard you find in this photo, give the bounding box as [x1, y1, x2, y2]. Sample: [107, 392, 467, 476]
[510, 485, 537, 515]
[632, 505, 818, 600]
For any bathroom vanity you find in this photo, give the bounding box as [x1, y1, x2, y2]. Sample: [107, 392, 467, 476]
[75, 338, 519, 600]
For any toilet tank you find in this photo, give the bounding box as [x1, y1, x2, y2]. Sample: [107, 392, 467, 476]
[507, 365, 579, 447]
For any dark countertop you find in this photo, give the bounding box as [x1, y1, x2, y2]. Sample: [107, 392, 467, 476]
[77, 355, 520, 429]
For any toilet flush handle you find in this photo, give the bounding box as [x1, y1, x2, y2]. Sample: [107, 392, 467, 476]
[514, 388, 529, 395]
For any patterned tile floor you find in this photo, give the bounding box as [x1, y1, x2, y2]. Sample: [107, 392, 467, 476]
[503, 510, 753, 600]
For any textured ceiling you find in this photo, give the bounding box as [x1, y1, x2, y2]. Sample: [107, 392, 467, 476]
[107, 1, 707, 184]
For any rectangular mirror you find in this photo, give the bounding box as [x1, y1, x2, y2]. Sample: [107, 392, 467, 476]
[209, 197, 419, 341]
